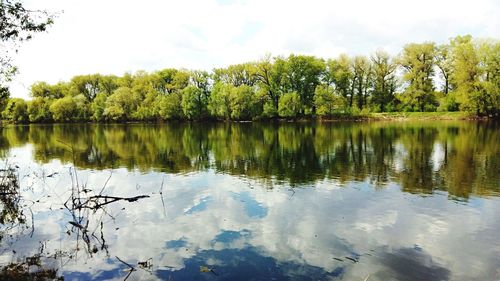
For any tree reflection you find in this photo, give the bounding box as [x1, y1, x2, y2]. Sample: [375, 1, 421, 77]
[0, 121, 498, 199]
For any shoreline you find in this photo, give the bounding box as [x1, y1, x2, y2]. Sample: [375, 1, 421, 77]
[0, 112, 496, 125]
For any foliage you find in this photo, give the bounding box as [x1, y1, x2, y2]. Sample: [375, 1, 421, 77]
[2, 97, 27, 122]
[104, 87, 140, 121]
[398, 42, 437, 111]
[27, 97, 52, 122]
[314, 85, 346, 116]
[181, 85, 207, 120]
[49, 96, 77, 122]
[1, 35, 498, 123]
[278, 92, 301, 118]
[157, 92, 183, 120]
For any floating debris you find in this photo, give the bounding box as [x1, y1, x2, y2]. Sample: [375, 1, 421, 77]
[200, 266, 218, 275]
[345, 257, 358, 263]
[138, 258, 153, 269]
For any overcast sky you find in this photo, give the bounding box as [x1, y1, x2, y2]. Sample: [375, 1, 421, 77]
[8, 0, 500, 98]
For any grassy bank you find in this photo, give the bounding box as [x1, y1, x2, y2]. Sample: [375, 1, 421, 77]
[366, 111, 476, 120]
[0, 111, 490, 124]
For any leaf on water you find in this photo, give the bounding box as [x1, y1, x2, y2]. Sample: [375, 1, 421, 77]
[200, 266, 211, 273]
[200, 266, 217, 275]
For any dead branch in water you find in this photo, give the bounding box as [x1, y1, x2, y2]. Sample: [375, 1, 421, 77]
[68, 194, 150, 210]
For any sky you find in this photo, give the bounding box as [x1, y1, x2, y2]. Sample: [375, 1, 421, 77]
[8, 0, 500, 99]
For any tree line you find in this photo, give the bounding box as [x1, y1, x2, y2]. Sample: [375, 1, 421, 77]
[2, 35, 498, 122]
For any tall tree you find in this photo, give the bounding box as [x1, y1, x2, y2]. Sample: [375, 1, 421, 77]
[282, 54, 325, 115]
[435, 43, 453, 95]
[324, 55, 354, 107]
[352, 56, 372, 109]
[398, 42, 437, 111]
[371, 50, 397, 112]
[254, 55, 287, 114]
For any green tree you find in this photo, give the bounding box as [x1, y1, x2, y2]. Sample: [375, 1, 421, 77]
[181, 85, 207, 120]
[229, 85, 258, 120]
[157, 92, 183, 120]
[2, 98, 27, 122]
[278, 92, 301, 118]
[134, 90, 159, 120]
[435, 43, 453, 96]
[208, 82, 231, 119]
[398, 42, 437, 111]
[352, 55, 372, 109]
[213, 63, 257, 87]
[371, 50, 397, 112]
[104, 87, 140, 121]
[324, 55, 354, 106]
[91, 93, 107, 121]
[282, 55, 325, 115]
[27, 97, 52, 122]
[448, 35, 490, 114]
[30, 81, 65, 99]
[314, 85, 347, 117]
[475, 39, 499, 115]
[49, 96, 76, 122]
[69, 74, 102, 101]
[254, 55, 288, 115]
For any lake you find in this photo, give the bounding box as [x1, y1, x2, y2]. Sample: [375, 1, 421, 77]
[0, 121, 499, 281]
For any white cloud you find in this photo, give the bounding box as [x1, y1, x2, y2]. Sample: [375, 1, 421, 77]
[7, 0, 500, 98]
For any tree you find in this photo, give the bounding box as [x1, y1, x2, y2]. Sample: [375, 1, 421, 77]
[104, 87, 140, 121]
[27, 97, 52, 122]
[352, 55, 372, 109]
[154, 68, 190, 95]
[324, 55, 354, 107]
[398, 42, 437, 111]
[181, 85, 207, 120]
[30, 81, 65, 99]
[229, 85, 258, 120]
[2, 98, 27, 122]
[314, 85, 346, 117]
[371, 50, 397, 112]
[477, 39, 500, 115]
[157, 92, 183, 120]
[49, 96, 77, 122]
[69, 74, 102, 102]
[213, 63, 257, 87]
[90, 93, 107, 121]
[0, 0, 54, 85]
[282, 54, 325, 115]
[254, 55, 288, 115]
[278, 92, 301, 118]
[449, 35, 485, 114]
[208, 82, 231, 119]
[435, 43, 453, 95]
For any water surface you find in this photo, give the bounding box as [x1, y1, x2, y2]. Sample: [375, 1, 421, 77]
[0, 121, 499, 280]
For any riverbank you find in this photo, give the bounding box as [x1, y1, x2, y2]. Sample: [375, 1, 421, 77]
[1, 111, 494, 124]
[365, 111, 478, 121]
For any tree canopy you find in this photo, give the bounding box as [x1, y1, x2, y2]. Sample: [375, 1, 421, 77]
[1, 35, 499, 123]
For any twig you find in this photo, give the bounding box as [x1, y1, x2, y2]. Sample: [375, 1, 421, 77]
[116, 256, 136, 281]
[159, 177, 166, 217]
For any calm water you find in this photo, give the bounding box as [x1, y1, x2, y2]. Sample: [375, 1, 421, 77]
[0, 121, 499, 281]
